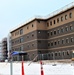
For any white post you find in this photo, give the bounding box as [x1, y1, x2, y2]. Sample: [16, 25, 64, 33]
[10, 58, 13, 75]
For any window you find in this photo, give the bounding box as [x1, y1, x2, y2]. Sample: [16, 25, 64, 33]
[65, 15, 67, 20]
[62, 39, 64, 44]
[32, 24, 34, 27]
[20, 37, 24, 43]
[69, 13, 72, 18]
[32, 34, 34, 37]
[57, 18, 59, 23]
[27, 35, 29, 38]
[57, 29, 60, 34]
[47, 23, 49, 27]
[27, 44, 30, 48]
[70, 25, 73, 31]
[65, 27, 68, 31]
[38, 40, 41, 43]
[27, 26, 29, 29]
[59, 51, 61, 56]
[67, 51, 70, 55]
[58, 40, 60, 44]
[55, 53, 57, 56]
[61, 16, 63, 21]
[47, 32, 49, 36]
[54, 31, 56, 35]
[20, 45, 23, 51]
[61, 28, 64, 33]
[20, 29, 23, 35]
[71, 37, 74, 42]
[51, 42, 53, 46]
[50, 21, 52, 26]
[48, 43, 50, 47]
[51, 31, 53, 36]
[32, 43, 34, 46]
[12, 33, 14, 36]
[63, 51, 65, 56]
[54, 41, 57, 45]
[51, 53, 53, 56]
[54, 20, 55, 24]
[37, 20, 40, 23]
[66, 38, 69, 43]
[38, 31, 41, 33]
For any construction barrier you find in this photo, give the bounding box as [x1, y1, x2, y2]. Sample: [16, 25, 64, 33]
[40, 61, 44, 75]
[22, 61, 25, 75]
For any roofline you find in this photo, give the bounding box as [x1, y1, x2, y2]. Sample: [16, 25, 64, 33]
[10, 2, 74, 33]
[10, 17, 45, 33]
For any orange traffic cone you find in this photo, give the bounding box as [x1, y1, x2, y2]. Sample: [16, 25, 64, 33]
[40, 61, 44, 75]
[22, 61, 25, 75]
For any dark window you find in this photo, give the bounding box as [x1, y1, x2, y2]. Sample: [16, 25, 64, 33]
[54, 31, 56, 35]
[54, 20, 55, 24]
[69, 13, 72, 18]
[32, 24, 34, 27]
[57, 29, 60, 34]
[61, 16, 63, 21]
[51, 42, 53, 46]
[37, 20, 40, 23]
[55, 53, 57, 56]
[48, 43, 50, 47]
[62, 39, 64, 44]
[70, 25, 73, 31]
[65, 15, 67, 20]
[50, 21, 52, 26]
[51, 31, 53, 36]
[66, 38, 69, 43]
[67, 51, 70, 55]
[61, 28, 64, 33]
[32, 34, 34, 37]
[47, 23, 49, 27]
[57, 18, 59, 23]
[65, 27, 68, 31]
[71, 37, 73, 42]
[32, 43, 34, 46]
[51, 53, 53, 56]
[47, 32, 49, 36]
[38, 40, 41, 43]
[63, 52, 65, 56]
[20, 29, 23, 35]
[54, 41, 57, 45]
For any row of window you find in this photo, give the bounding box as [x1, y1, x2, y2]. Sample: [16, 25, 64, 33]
[12, 43, 35, 51]
[47, 12, 72, 26]
[48, 37, 74, 47]
[49, 50, 70, 57]
[12, 33, 35, 45]
[12, 24, 34, 36]
[48, 25, 73, 36]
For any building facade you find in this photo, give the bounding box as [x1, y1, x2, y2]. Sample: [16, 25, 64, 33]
[0, 42, 3, 61]
[10, 3, 74, 61]
[2, 38, 8, 61]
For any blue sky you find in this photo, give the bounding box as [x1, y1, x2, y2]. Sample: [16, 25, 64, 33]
[0, 0, 74, 40]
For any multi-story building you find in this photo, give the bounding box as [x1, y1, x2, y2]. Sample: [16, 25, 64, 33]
[10, 2, 74, 61]
[0, 42, 3, 61]
[2, 38, 8, 60]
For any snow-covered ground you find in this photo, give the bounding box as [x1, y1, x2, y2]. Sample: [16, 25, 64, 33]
[0, 61, 74, 75]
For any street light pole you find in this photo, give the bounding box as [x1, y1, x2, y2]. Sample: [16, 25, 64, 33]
[10, 56, 13, 75]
